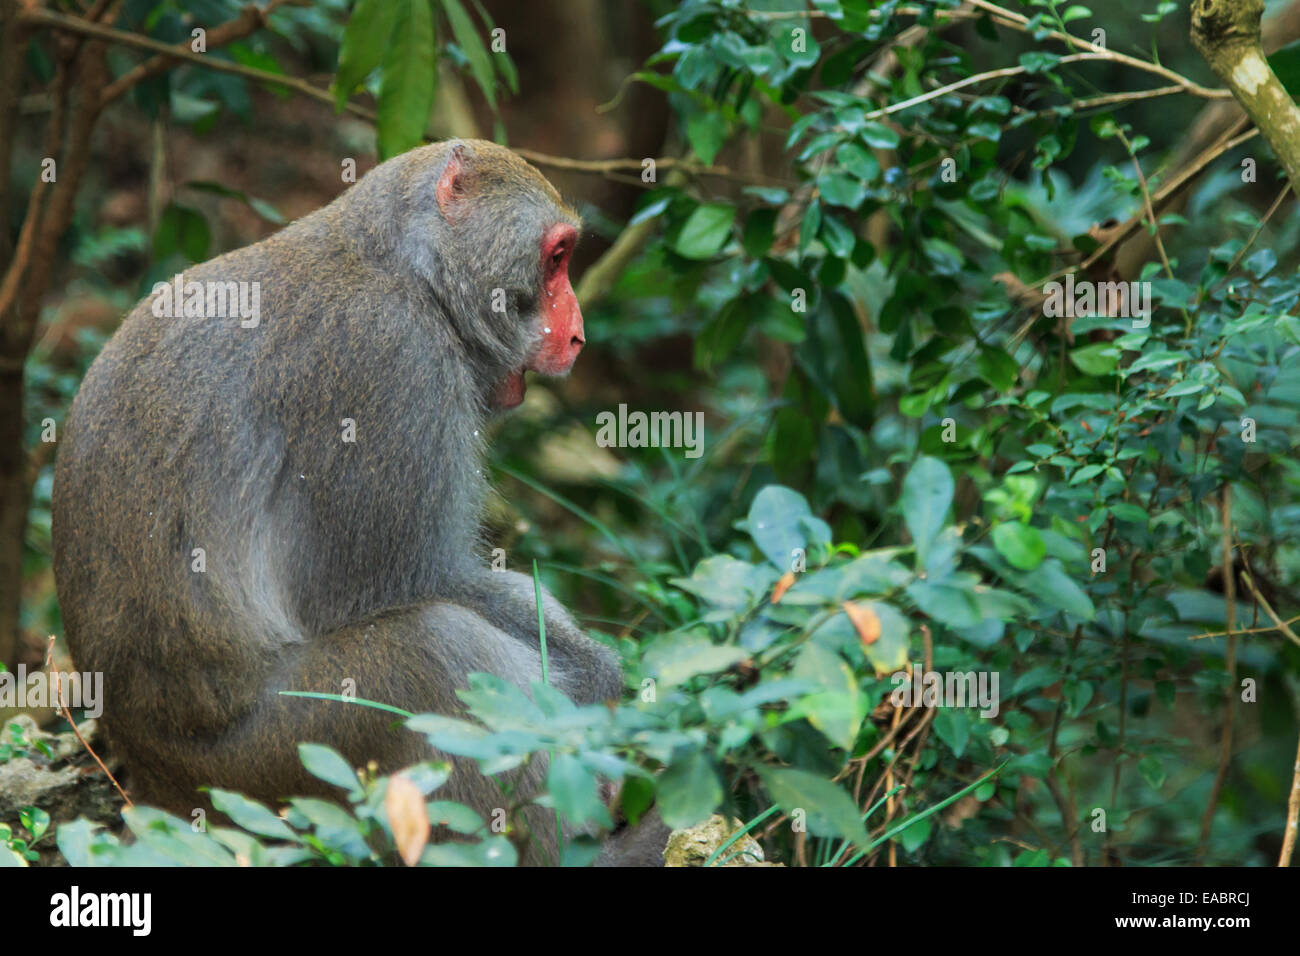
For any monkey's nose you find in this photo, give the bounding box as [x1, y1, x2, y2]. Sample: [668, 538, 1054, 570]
[571, 333, 585, 348]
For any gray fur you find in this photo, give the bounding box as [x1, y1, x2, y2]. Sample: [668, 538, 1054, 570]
[51, 140, 628, 866]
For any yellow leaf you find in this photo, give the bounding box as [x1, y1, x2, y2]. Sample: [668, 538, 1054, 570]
[842, 600, 881, 646]
[385, 774, 430, 867]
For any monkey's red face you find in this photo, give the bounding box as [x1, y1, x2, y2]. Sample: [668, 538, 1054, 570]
[493, 223, 584, 409]
[535, 223, 584, 372]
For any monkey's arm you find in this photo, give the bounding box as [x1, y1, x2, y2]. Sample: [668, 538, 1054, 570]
[449, 570, 622, 704]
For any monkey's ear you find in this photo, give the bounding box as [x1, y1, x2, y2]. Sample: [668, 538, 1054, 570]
[436, 143, 472, 219]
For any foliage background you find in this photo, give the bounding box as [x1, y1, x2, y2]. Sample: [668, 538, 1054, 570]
[3, 0, 1299, 866]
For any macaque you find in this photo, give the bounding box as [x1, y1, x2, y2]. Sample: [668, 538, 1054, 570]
[52, 139, 663, 865]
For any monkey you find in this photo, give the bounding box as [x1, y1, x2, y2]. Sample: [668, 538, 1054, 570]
[51, 139, 666, 866]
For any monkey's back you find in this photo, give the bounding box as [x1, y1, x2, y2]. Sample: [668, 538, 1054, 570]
[52, 209, 487, 749]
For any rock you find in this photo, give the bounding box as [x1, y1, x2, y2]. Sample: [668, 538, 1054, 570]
[0, 716, 124, 864]
[664, 814, 782, 866]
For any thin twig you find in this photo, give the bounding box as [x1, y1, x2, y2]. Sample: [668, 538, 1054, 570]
[864, 53, 1103, 121]
[1198, 487, 1238, 861]
[1046, 627, 1085, 867]
[1115, 128, 1174, 279]
[20, 6, 370, 119]
[512, 148, 788, 186]
[1080, 128, 1258, 273]
[1280, 731, 1300, 866]
[44, 636, 132, 808]
[1064, 85, 1187, 112]
[1189, 613, 1300, 641]
[1210, 183, 1293, 297]
[966, 0, 1231, 99]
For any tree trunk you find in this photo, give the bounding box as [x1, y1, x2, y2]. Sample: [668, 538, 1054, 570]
[0, 0, 28, 671]
[1191, 0, 1300, 196]
[1116, 0, 1300, 276]
[0, 359, 27, 671]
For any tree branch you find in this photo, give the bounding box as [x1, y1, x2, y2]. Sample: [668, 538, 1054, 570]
[1281, 730, 1300, 866]
[968, 0, 1231, 99]
[19, 5, 368, 120]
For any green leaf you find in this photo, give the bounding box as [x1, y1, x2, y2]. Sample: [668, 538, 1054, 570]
[820, 214, 856, 259]
[906, 579, 981, 628]
[1163, 380, 1206, 398]
[285, 797, 355, 831]
[422, 835, 517, 866]
[862, 122, 899, 149]
[547, 752, 612, 828]
[0, 845, 26, 866]
[932, 708, 971, 758]
[458, 672, 544, 729]
[790, 643, 862, 750]
[1019, 51, 1061, 74]
[657, 749, 723, 828]
[154, 203, 210, 262]
[332, 0, 400, 110]
[1126, 349, 1185, 374]
[687, 111, 725, 164]
[743, 485, 832, 570]
[1022, 560, 1095, 620]
[1108, 502, 1148, 525]
[742, 208, 777, 258]
[899, 816, 932, 853]
[977, 347, 1019, 391]
[444, 0, 495, 108]
[1069, 463, 1104, 485]
[695, 298, 751, 370]
[1067, 680, 1093, 717]
[209, 790, 297, 841]
[426, 800, 484, 834]
[55, 819, 97, 867]
[18, 807, 49, 842]
[901, 457, 953, 565]
[992, 522, 1046, 570]
[642, 631, 749, 686]
[782, 26, 820, 68]
[1137, 755, 1165, 790]
[184, 180, 285, 224]
[836, 142, 879, 181]
[1069, 342, 1118, 376]
[670, 555, 768, 611]
[817, 172, 865, 208]
[376, 0, 436, 159]
[857, 601, 911, 675]
[616, 775, 655, 827]
[757, 766, 868, 847]
[672, 203, 735, 259]
[298, 743, 361, 794]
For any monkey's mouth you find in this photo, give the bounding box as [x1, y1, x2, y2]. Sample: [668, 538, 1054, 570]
[493, 370, 527, 408]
